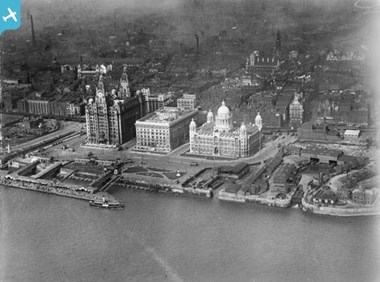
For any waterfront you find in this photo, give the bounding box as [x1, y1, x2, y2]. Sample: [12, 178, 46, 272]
[0, 186, 379, 282]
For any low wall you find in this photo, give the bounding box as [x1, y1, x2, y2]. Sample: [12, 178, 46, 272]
[302, 198, 380, 216]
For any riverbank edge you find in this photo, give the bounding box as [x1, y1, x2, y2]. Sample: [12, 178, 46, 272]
[118, 181, 213, 198]
[218, 191, 292, 208]
[301, 198, 380, 217]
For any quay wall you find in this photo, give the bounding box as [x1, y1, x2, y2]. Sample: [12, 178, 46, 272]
[301, 198, 380, 217]
[182, 167, 212, 187]
[0, 176, 94, 201]
[122, 178, 212, 198]
[219, 190, 292, 208]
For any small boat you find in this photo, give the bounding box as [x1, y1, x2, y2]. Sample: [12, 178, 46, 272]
[89, 199, 124, 209]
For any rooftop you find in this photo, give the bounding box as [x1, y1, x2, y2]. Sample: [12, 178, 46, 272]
[344, 129, 361, 136]
[272, 163, 296, 184]
[137, 107, 197, 125]
[197, 122, 259, 138]
[302, 148, 343, 158]
[219, 163, 249, 175]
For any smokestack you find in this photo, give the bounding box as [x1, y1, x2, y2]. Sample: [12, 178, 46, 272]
[30, 15, 36, 46]
[194, 34, 199, 53]
[179, 43, 183, 57]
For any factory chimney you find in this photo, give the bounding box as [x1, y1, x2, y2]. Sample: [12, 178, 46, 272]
[30, 15, 36, 46]
[194, 34, 199, 53]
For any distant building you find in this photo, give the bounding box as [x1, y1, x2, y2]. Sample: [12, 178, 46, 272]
[85, 74, 144, 147]
[241, 73, 259, 86]
[77, 64, 110, 79]
[271, 163, 296, 193]
[312, 189, 339, 205]
[21, 116, 44, 130]
[289, 50, 299, 59]
[276, 30, 281, 55]
[189, 101, 261, 158]
[289, 95, 304, 129]
[312, 93, 369, 127]
[218, 163, 250, 180]
[17, 91, 85, 118]
[275, 92, 294, 124]
[336, 188, 352, 201]
[352, 187, 377, 205]
[135, 107, 198, 152]
[297, 122, 341, 142]
[139, 88, 174, 114]
[177, 94, 197, 111]
[60, 64, 75, 73]
[344, 129, 360, 141]
[246, 51, 279, 71]
[326, 50, 364, 61]
[301, 148, 343, 165]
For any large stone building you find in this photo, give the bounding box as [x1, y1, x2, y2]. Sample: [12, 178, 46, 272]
[138, 88, 174, 114]
[85, 70, 144, 147]
[135, 107, 198, 152]
[77, 63, 112, 79]
[16, 91, 84, 118]
[289, 94, 304, 129]
[177, 94, 197, 111]
[352, 187, 377, 205]
[246, 51, 279, 71]
[189, 101, 262, 158]
[297, 122, 341, 142]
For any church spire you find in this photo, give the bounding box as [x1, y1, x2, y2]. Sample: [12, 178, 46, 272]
[276, 30, 281, 55]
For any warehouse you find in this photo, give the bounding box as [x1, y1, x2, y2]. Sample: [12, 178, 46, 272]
[301, 149, 343, 165]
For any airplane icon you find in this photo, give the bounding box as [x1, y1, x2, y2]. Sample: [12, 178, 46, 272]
[3, 8, 17, 23]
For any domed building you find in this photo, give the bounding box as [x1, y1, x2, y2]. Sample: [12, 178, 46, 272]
[189, 101, 262, 158]
[215, 101, 233, 132]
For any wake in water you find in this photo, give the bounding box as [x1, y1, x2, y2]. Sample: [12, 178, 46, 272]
[354, 0, 380, 9]
[125, 229, 184, 282]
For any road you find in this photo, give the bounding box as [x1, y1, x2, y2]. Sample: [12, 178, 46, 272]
[11, 122, 82, 151]
[38, 131, 297, 174]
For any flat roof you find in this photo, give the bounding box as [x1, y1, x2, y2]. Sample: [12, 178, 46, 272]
[136, 107, 197, 125]
[197, 122, 259, 138]
[344, 129, 360, 136]
[301, 148, 343, 158]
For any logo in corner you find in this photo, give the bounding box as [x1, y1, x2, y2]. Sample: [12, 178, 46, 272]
[0, 0, 21, 35]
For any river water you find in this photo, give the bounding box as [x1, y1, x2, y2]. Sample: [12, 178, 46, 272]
[0, 187, 379, 282]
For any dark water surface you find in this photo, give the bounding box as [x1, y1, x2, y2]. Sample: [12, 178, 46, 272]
[1, 187, 379, 282]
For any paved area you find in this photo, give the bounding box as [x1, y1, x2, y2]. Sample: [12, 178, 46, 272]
[30, 123, 299, 175]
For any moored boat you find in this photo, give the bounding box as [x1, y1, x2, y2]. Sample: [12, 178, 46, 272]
[89, 197, 124, 209]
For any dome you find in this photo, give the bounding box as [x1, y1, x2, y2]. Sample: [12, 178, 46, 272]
[88, 98, 94, 104]
[217, 101, 230, 116]
[255, 112, 262, 122]
[207, 109, 214, 123]
[189, 118, 196, 129]
[207, 109, 214, 118]
[240, 122, 246, 132]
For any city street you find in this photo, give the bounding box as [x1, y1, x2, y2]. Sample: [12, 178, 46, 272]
[36, 124, 297, 175]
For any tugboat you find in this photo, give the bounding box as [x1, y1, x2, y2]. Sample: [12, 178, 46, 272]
[89, 196, 124, 209]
